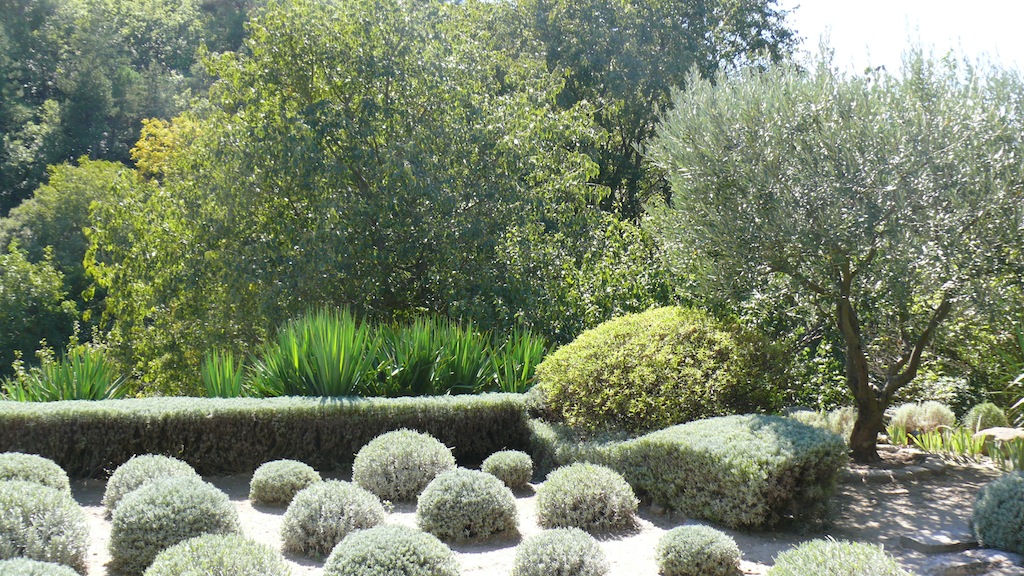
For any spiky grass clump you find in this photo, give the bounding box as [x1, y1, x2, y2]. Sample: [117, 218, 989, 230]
[249, 459, 321, 506]
[352, 429, 455, 501]
[510, 528, 608, 576]
[0, 453, 70, 494]
[0, 481, 88, 571]
[481, 450, 533, 490]
[536, 463, 637, 533]
[144, 533, 292, 576]
[656, 525, 741, 576]
[102, 454, 200, 516]
[416, 468, 517, 542]
[322, 525, 460, 576]
[281, 480, 387, 558]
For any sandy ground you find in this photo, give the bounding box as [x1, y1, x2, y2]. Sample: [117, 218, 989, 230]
[71, 458, 1006, 576]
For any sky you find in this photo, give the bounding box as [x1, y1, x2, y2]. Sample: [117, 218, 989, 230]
[776, 0, 1024, 74]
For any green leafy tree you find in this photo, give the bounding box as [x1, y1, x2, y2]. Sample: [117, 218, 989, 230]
[648, 53, 1024, 461]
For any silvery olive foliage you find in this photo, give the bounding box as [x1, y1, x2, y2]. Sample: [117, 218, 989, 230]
[0, 452, 70, 494]
[535, 463, 637, 533]
[322, 525, 461, 576]
[510, 528, 608, 576]
[416, 468, 518, 542]
[972, 471, 1024, 554]
[0, 481, 88, 572]
[102, 454, 200, 516]
[352, 429, 455, 501]
[144, 533, 292, 576]
[249, 459, 321, 507]
[656, 525, 742, 576]
[481, 450, 533, 490]
[281, 480, 386, 558]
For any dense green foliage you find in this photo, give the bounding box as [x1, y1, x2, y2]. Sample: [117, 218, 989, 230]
[787, 407, 857, 441]
[102, 454, 200, 516]
[534, 306, 787, 434]
[352, 429, 457, 502]
[962, 402, 1010, 432]
[0, 558, 80, 576]
[322, 525, 461, 576]
[510, 528, 608, 576]
[144, 534, 293, 576]
[248, 459, 321, 507]
[767, 539, 912, 576]
[656, 525, 742, 576]
[281, 480, 386, 558]
[0, 480, 87, 571]
[416, 468, 518, 542]
[481, 450, 534, 490]
[2, 343, 127, 402]
[536, 463, 637, 533]
[972, 471, 1024, 553]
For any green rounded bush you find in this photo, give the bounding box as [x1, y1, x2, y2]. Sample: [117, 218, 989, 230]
[972, 471, 1024, 554]
[322, 525, 460, 576]
[533, 306, 783, 434]
[656, 525, 741, 576]
[281, 480, 386, 558]
[103, 454, 200, 516]
[0, 453, 70, 494]
[352, 429, 456, 501]
[962, 402, 1009, 432]
[767, 539, 912, 575]
[0, 481, 87, 571]
[144, 533, 292, 576]
[416, 468, 517, 542]
[108, 476, 241, 575]
[249, 459, 321, 506]
[481, 450, 533, 490]
[0, 558, 80, 576]
[536, 463, 637, 533]
[888, 401, 955, 435]
[510, 528, 608, 576]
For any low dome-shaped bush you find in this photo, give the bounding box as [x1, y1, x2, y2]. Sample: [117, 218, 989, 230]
[416, 468, 517, 542]
[352, 429, 456, 501]
[0, 453, 70, 494]
[282, 480, 386, 558]
[510, 528, 608, 576]
[533, 306, 784, 434]
[144, 533, 292, 576]
[536, 463, 637, 533]
[962, 402, 1009, 432]
[0, 558, 80, 576]
[103, 454, 200, 516]
[249, 459, 321, 506]
[481, 450, 533, 490]
[972, 471, 1024, 554]
[767, 539, 911, 575]
[888, 401, 955, 435]
[323, 525, 460, 576]
[656, 525, 741, 576]
[0, 481, 87, 571]
[108, 476, 241, 575]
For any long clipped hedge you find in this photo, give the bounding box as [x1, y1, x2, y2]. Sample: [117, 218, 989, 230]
[0, 394, 529, 478]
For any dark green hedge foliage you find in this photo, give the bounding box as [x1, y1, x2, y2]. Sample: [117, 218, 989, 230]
[0, 394, 530, 477]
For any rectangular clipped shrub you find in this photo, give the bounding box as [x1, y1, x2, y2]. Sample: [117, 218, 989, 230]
[0, 394, 530, 478]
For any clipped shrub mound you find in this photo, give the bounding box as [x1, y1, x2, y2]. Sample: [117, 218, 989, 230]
[145, 533, 292, 576]
[481, 450, 533, 490]
[767, 539, 911, 575]
[282, 480, 386, 558]
[962, 402, 1009, 432]
[249, 459, 321, 506]
[510, 528, 608, 576]
[0, 453, 70, 494]
[352, 429, 456, 501]
[103, 454, 200, 516]
[417, 468, 517, 542]
[888, 401, 955, 435]
[322, 525, 460, 576]
[533, 306, 783, 434]
[536, 463, 637, 533]
[656, 525, 741, 576]
[0, 558, 80, 576]
[0, 481, 87, 571]
[108, 476, 241, 575]
[972, 471, 1024, 554]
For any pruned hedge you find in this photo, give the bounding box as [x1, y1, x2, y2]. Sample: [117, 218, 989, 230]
[0, 394, 530, 478]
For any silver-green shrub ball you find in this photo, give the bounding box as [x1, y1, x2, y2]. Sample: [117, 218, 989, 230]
[656, 525, 741, 576]
[0, 453, 70, 494]
[102, 454, 200, 516]
[888, 401, 955, 435]
[510, 528, 608, 576]
[144, 533, 292, 576]
[108, 476, 241, 575]
[962, 402, 1009, 432]
[281, 480, 386, 558]
[973, 471, 1024, 554]
[323, 525, 460, 576]
[767, 539, 912, 575]
[0, 558, 80, 576]
[416, 468, 518, 542]
[352, 429, 456, 501]
[481, 450, 533, 490]
[0, 481, 87, 572]
[249, 459, 321, 506]
[536, 463, 637, 533]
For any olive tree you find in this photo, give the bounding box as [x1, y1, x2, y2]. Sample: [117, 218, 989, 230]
[648, 54, 1024, 461]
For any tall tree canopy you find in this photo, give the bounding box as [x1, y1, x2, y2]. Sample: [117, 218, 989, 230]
[649, 53, 1024, 461]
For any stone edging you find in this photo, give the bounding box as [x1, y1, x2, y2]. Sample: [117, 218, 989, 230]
[840, 452, 947, 484]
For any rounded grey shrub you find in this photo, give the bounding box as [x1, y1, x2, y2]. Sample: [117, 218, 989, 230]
[510, 528, 608, 576]
[0, 481, 87, 572]
[962, 402, 1009, 432]
[281, 480, 386, 558]
[481, 450, 533, 490]
[767, 539, 912, 576]
[102, 454, 200, 516]
[352, 429, 456, 501]
[536, 463, 637, 533]
[0, 558, 80, 576]
[108, 476, 241, 575]
[973, 471, 1024, 554]
[323, 525, 460, 576]
[656, 525, 741, 576]
[0, 453, 70, 494]
[249, 459, 321, 506]
[888, 401, 955, 435]
[144, 533, 292, 576]
[416, 468, 517, 542]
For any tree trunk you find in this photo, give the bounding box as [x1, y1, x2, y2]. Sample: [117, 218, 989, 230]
[849, 395, 885, 462]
